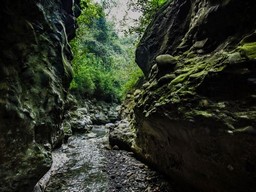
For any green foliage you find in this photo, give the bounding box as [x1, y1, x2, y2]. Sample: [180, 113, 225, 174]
[121, 67, 144, 98]
[70, 0, 143, 102]
[126, 0, 170, 35]
[77, 0, 101, 27]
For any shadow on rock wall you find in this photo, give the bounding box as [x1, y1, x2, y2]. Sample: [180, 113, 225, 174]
[131, 0, 256, 191]
[0, 0, 80, 191]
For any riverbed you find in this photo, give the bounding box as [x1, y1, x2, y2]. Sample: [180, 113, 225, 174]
[34, 107, 176, 192]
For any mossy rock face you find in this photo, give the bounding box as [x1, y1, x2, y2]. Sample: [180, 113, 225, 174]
[158, 74, 176, 86]
[132, 0, 256, 191]
[239, 42, 256, 59]
[0, 0, 79, 191]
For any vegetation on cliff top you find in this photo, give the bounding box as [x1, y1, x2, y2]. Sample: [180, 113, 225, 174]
[70, 0, 169, 102]
[70, 0, 143, 102]
[125, 0, 169, 35]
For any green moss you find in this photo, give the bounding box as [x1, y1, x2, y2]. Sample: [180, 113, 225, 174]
[189, 70, 207, 78]
[170, 94, 181, 104]
[227, 52, 242, 63]
[194, 110, 213, 118]
[138, 50, 233, 120]
[170, 73, 188, 85]
[182, 49, 197, 58]
[239, 42, 256, 59]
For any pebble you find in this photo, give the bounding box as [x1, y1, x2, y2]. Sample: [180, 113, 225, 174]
[104, 149, 174, 192]
[39, 106, 178, 192]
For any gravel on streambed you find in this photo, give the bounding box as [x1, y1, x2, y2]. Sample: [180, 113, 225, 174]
[36, 125, 179, 192]
[104, 147, 177, 192]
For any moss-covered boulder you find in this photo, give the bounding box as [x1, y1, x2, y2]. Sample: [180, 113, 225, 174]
[0, 0, 79, 191]
[131, 0, 256, 191]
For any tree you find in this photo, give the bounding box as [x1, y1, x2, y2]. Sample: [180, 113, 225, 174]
[70, 0, 143, 102]
[125, 0, 170, 35]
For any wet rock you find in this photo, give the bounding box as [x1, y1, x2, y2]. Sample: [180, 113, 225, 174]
[66, 107, 93, 134]
[116, 184, 122, 189]
[155, 54, 177, 68]
[105, 123, 115, 129]
[92, 112, 109, 125]
[158, 73, 176, 86]
[77, 107, 89, 114]
[63, 122, 72, 142]
[131, 0, 256, 192]
[109, 119, 135, 151]
[0, 0, 80, 191]
[88, 100, 120, 125]
[70, 118, 92, 133]
[36, 125, 175, 192]
[64, 100, 120, 137]
[40, 134, 108, 192]
[105, 149, 175, 192]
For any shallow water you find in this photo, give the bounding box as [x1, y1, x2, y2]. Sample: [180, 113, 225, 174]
[35, 122, 175, 192]
[36, 125, 109, 192]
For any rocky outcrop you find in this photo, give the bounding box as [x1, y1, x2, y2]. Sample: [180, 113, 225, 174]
[109, 119, 135, 151]
[131, 0, 256, 192]
[0, 0, 79, 191]
[63, 99, 120, 135]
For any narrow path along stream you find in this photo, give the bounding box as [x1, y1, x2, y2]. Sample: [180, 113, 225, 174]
[35, 105, 177, 192]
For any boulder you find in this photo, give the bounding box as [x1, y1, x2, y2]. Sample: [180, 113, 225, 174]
[89, 100, 120, 125]
[155, 54, 177, 68]
[109, 120, 135, 151]
[92, 112, 109, 125]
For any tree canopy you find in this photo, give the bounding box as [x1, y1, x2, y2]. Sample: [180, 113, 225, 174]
[69, 0, 170, 102]
[70, 0, 143, 102]
[124, 0, 169, 35]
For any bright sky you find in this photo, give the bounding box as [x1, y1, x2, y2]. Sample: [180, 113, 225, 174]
[107, 0, 140, 19]
[94, 0, 141, 34]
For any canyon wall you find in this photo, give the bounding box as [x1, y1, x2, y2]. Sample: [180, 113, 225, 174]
[133, 0, 256, 191]
[0, 0, 80, 191]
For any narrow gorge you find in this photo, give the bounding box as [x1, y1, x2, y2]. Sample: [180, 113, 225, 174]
[0, 0, 255, 192]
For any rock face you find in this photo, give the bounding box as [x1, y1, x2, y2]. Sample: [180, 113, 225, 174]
[132, 0, 256, 192]
[0, 0, 79, 191]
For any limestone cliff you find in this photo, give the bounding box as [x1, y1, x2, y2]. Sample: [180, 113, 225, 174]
[133, 0, 256, 191]
[0, 0, 79, 191]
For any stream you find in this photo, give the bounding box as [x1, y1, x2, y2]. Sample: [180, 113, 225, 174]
[34, 105, 177, 192]
[42, 126, 108, 192]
